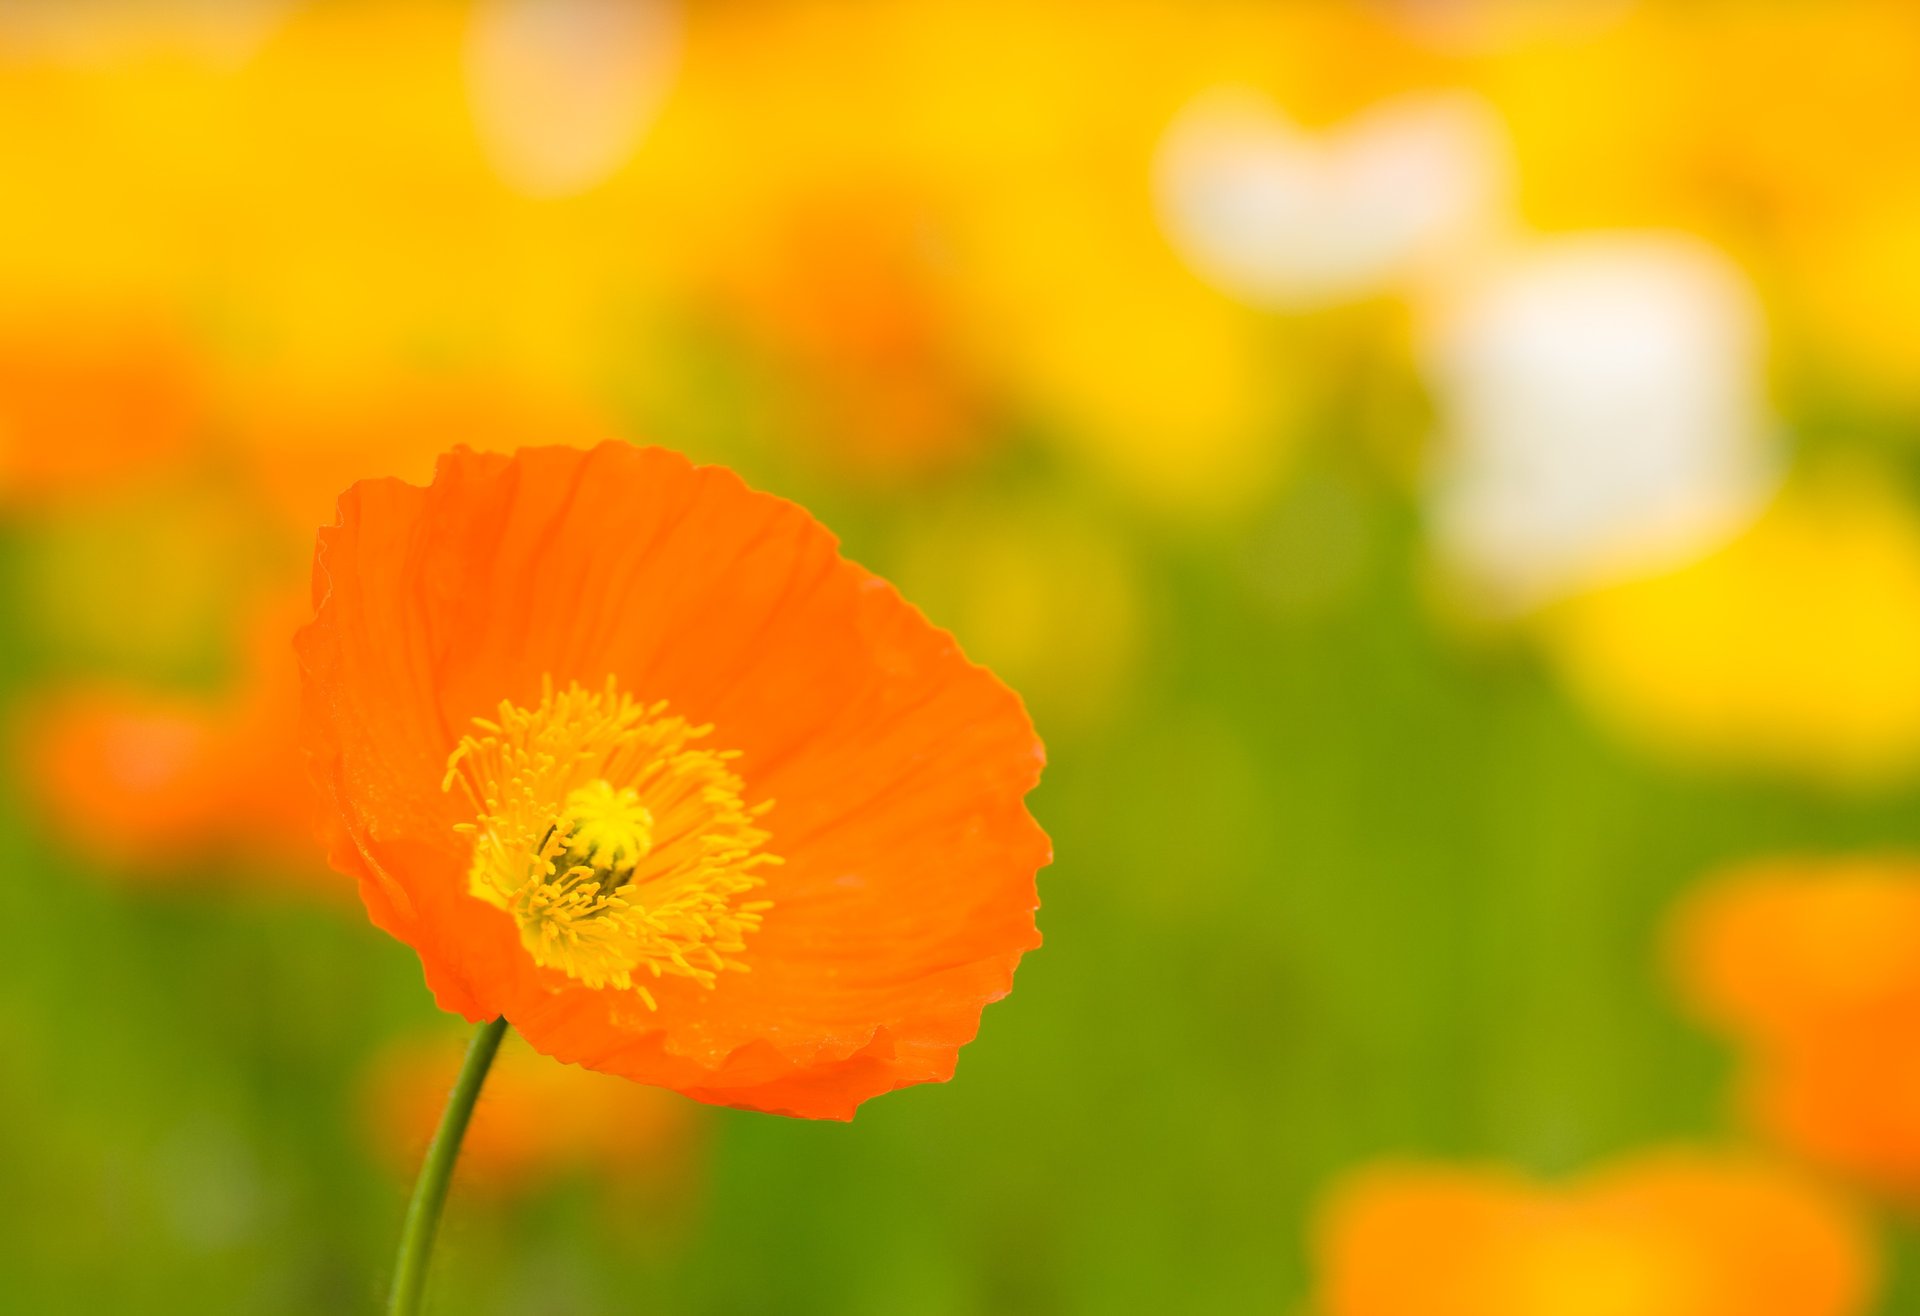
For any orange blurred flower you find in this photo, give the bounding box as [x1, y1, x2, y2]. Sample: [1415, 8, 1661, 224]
[363, 1029, 704, 1203]
[704, 185, 986, 480]
[0, 315, 205, 505]
[1315, 1150, 1876, 1316]
[1672, 858, 1920, 1201]
[27, 588, 322, 884]
[20, 377, 613, 889]
[298, 442, 1048, 1119]
[34, 688, 239, 869]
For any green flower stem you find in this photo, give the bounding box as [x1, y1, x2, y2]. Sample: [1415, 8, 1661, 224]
[388, 1015, 510, 1316]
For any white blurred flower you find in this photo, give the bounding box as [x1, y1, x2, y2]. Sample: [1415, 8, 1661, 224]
[465, 0, 679, 199]
[1422, 233, 1779, 614]
[1154, 86, 1512, 310]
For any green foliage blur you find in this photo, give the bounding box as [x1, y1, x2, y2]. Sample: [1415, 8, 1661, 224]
[14, 454, 1920, 1313]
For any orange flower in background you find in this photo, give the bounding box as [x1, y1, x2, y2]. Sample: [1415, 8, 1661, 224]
[17, 376, 619, 891]
[364, 1029, 704, 1200]
[709, 186, 986, 480]
[0, 315, 205, 505]
[298, 442, 1048, 1119]
[33, 687, 239, 870]
[1671, 859, 1920, 1051]
[28, 589, 323, 884]
[1746, 1040, 1920, 1211]
[1315, 1150, 1876, 1316]
[1671, 858, 1920, 1201]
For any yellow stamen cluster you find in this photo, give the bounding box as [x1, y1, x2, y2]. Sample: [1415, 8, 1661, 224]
[443, 677, 777, 1008]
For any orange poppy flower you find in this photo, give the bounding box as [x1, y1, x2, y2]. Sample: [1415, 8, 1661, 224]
[363, 1030, 705, 1201]
[1315, 1150, 1876, 1316]
[298, 442, 1048, 1119]
[1670, 858, 1920, 1200]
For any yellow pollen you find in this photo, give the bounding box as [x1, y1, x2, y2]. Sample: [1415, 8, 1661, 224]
[562, 780, 654, 872]
[442, 676, 778, 1007]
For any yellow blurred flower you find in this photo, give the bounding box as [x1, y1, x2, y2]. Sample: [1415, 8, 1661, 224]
[974, 189, 1307, 517]
[643, 0, 1431, 509]
[0, 0, 1445, 504]
[1784, 184, 1920, 411]
[946, 2, 1401, 518]
[0, 2, 669, 403]
[1476, 2, 1920, 409]
[1467, 6, 1697, 235]
[1540, 468, 1920, 785]
[1657, 0, 1920, 412]
[219, 2, 662, 396]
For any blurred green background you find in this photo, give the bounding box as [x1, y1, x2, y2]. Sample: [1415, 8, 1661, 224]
[8, 2, 1920, 1312]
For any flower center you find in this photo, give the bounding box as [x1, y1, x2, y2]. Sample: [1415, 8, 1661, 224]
[442, 677, 777, 1007]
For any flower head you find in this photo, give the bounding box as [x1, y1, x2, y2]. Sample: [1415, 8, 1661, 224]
[298, 442, 1047, 1118]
